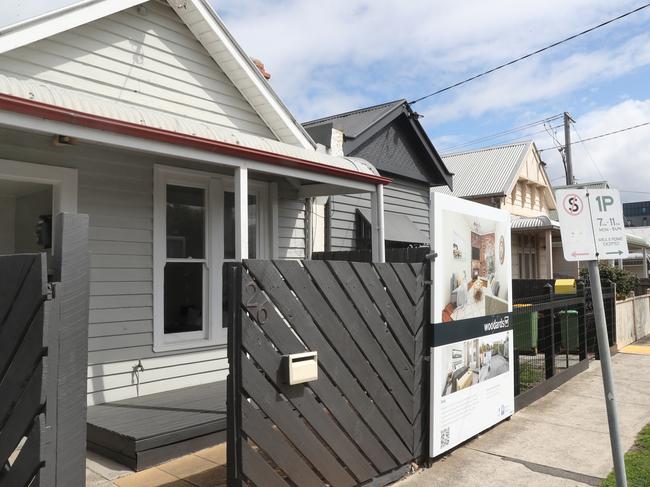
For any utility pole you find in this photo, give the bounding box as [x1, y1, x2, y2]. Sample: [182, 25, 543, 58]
[564, 112, 575, 185]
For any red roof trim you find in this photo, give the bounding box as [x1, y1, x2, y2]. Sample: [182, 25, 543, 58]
[0, 93, 391, 185]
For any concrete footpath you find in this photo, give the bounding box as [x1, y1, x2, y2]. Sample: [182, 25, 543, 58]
[397, 341, 650, 487]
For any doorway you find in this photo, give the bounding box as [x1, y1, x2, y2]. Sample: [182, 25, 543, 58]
[0, 179, 53, 257]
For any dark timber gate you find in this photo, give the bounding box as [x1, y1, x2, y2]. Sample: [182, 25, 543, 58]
[227, 259, 429, 486]
[0, 214, 89, 487]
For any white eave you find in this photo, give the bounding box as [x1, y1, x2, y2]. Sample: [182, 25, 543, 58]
[0, 73, 379, 179]
[0, 0, 316, 150]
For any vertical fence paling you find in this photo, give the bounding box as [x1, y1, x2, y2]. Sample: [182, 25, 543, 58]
[227, 257, 430, 487]
[0, 213, 89, 487]
[0, 254, 49, 487]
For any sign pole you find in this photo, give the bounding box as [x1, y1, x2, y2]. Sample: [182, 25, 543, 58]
[587, 260, 627, 487]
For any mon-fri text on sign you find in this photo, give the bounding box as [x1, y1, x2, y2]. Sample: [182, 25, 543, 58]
[556, 189, 629, 262]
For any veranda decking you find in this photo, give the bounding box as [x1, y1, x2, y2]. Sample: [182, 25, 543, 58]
[87, 381, 227, 471]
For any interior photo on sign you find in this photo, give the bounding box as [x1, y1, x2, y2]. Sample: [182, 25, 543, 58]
[441, 211, 509, 322]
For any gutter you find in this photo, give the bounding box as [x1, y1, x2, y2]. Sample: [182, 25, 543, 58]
[0, 93, 391, 186]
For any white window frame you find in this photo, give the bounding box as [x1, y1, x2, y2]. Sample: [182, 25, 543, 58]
[153, 165, 269, 352]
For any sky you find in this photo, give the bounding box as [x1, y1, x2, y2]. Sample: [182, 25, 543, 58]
[211, 0, 650, 202]
[1, 1, 649, 201]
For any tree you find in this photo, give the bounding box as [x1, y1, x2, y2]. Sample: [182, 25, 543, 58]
[579, 263, 639, 300]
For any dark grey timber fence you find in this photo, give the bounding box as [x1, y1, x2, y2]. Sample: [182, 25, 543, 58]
[0, 213, 89, 487]
[511, 278, 616, 410]
[227, 257, 430, 486]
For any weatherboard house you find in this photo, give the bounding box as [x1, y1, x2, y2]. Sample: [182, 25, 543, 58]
[0, 0, 390, 468]
[433, 141, 561, 279]
[303, 100, 453, 252]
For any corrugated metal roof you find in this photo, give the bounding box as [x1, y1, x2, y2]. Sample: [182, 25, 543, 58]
[0, 73, 379, 177]
[511, 215, 560, 231]
[303, 100, 405, 138]
[433, 141, 531, 198]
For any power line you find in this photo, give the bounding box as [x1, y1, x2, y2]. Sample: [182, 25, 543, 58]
[572, 124, 605, 180]
[409, 3, 650, 104]
[442, 124, 565, 154]
[538, 121, 650, 151]
[441, 114, 563, 152]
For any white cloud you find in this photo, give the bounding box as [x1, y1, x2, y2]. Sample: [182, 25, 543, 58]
[214, 0, 649, 121]
[540, 99, 650, 201]
[422, 33, 650, 126]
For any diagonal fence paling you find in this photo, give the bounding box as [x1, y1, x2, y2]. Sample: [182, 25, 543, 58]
[241, 398, 325, 486]
[320, 260, 415, 384]
[233, 257, 431, 486]
[301, 260, 414, 401]
[271, 260, 413, 441]
[372, 264, 418, 334]
[339, 262, 415, 361]
[241, 264, 411, 464]
[241, 314, 378, 483]
[240, 355, 356, 487]
[240, 272, 398, 472]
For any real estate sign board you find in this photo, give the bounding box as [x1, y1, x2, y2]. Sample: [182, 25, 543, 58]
[430, 193, 514, 456]
[556, 188, 628, 261]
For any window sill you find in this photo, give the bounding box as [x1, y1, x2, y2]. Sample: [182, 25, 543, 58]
[153, 337, 222, 353]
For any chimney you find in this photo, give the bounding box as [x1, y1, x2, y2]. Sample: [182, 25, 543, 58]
[329, 128, 344, 157]
[251, 58, 271, 80]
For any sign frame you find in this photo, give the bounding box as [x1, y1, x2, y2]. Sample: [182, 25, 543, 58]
[556, 188, 629, 261]
[429, 193, 514, 457]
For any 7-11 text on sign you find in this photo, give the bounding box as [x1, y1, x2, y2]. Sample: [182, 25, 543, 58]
[555, 188, 629, 262]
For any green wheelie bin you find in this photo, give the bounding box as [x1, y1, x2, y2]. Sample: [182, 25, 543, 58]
[559, 309, 580, 354]
[513, 304, 538, 354]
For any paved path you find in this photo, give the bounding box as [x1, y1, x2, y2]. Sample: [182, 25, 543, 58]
[396, 345, 650, 486]
[86, 444, 226, 487]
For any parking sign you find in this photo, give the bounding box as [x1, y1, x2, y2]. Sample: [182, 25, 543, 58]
[556, 189, 628, 261]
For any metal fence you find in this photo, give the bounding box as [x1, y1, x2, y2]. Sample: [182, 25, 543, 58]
[511, 279, 616, 410]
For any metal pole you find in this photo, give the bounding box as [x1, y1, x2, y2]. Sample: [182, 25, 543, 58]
[376, 184, 385, 263]
[564, 112, 574, 185]
[587, 261, 627, 487]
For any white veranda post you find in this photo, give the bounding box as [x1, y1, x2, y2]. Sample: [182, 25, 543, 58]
[235, 167, 248, 260]
[371, 184, 385, 263]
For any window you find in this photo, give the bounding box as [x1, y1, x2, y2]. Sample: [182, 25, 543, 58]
[154, 166, 268, 352]
[164, 185, 206, 335]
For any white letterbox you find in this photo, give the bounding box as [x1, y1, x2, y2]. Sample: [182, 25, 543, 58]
[286, 351, 318, 385]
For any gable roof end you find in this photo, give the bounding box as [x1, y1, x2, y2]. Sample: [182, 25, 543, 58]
[0, 0, 315, 149]
[303, 99, 453, 188]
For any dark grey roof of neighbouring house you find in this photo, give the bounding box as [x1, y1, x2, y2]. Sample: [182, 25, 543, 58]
[304, 100, 405, 139]
[434, 141, 532, 198]
[303, 100, 453, 188]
